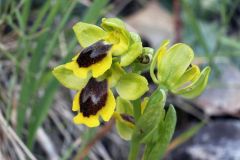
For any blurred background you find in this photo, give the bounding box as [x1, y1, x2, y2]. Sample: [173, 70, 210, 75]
[0, 0, 240, 159]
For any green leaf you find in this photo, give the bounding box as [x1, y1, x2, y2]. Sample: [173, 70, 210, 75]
[132, 104, 162, 144]
[131, 90, 166, 143]
[116, 73, 148, 100]
[52, 65, 89, 90]
[115, 97, 134, 140]
[174, 66, 211, 99]
[73, 22, 107, 48]
[158, 43, 194, 88]
[120, 32, 143, 66]
[144, 105, 177, 160]
[144, 88, 166, 112]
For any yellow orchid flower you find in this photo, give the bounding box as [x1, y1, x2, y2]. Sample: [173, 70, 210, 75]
[64, 18, 143, 80]
[69, 73, 148, 127]
[72, 78, 116, 127]
[64, 40, 113, 79]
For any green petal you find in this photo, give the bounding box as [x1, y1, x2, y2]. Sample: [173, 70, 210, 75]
[52, 65, 89, 90]
[174, 67, 211, 99]
[172, 65, 200, 90]
[101, 18, 131, 56]
[131, 90, 166, 144]
[158, 43, 194, 87]
[116, 73, 149, 100]
[73, 22, 106, 48]
[108, 63, 125, 87]
[115, 97, 134, 140]
[116, 97, 133, 114]
[120, 32, 143, 66]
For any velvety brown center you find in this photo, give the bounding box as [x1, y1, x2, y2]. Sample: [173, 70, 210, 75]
[80, 78, 108, 117]
[77, 40, 112, 67]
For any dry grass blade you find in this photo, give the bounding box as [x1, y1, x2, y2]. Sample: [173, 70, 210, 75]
[0, 111, 37, 160]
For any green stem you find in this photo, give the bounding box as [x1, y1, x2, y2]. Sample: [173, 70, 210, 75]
[132, 99, 141, 121]
[128, 139, 141, 160]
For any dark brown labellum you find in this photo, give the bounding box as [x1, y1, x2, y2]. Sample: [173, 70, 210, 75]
[79, 78, 108, 117]
[120, 114, 135, 124]
[77, 40, 112, 67]
[187, 64, 193, 69]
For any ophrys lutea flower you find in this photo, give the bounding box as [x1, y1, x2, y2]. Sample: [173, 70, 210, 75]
[72, 78, 115, 127]
[62, 18, 143, 80]
[65, 40, 113, 78]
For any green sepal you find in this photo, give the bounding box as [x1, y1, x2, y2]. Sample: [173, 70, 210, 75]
[157, 43, 194, 87]
[143, 105, 177, 160]
[108, 63, 125, 87]
[131, 90, 166, 144]
[174, 66, 211, 99]
[120, 32, 143, 66]
[116, 73, 149, 100]
[52, 65, 89, 90]
[73, 22, 106, 48]
[115, 97, 134, 140]
[150, 40, 169, 84]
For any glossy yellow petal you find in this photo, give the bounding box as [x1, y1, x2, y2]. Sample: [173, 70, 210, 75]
[64, 61, 78, 70]
[74, 67, 89, 79]
[73, 112, 100, 127]
[64, 61, 89, 79]
[91, 52, 112, 78]
[72, 91, 81, 111]
[99, 90, 116, 121]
